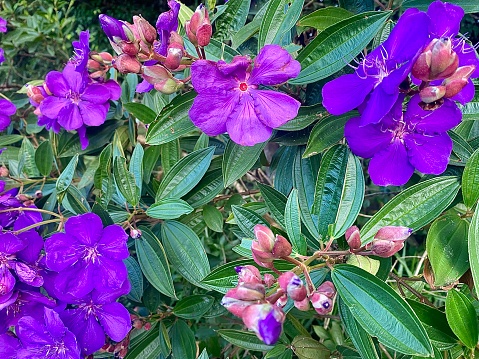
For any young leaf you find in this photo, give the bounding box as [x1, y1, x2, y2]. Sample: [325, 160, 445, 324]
[285, 189, 306, 255]
[445, 289, 478, 349]
[173, 295, 214, 319]
[35, 140, 54, 177]
[360, 176, 461, 245]
[56, 154, 79, 194]
[218, 329, 274, 351]
[291, 336, 330, 359]
[18, 138, 40, 178]
[113, 156, 140, 206]
[203, 204, 224, 232]
[462, 147, 479, 208]
[146, 198, 194, 219]
[332, 264, 433, 356]
[223, 140, 266, 187]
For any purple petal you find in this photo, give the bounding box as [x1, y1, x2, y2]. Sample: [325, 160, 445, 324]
[405, 96, 462, 133]
[250, 45, 301, 85]
[369, 139, 415, 186]
[45, 71, 69, 97]
[258, 310, 282, 345]
[405, 132, 452, 174]
[450, 79, 476, 105]
[97, 302, 131, 341]
[16, 315, 51, 346]
[65, 213, 103, 246]
[454, 42, 479, 78]
[189, 93, 234, 136]
[103, 79, 122, 100]
[63, 310, 105, 355]
[427, 0, 464, 38]
[0, 115, 10, 131]
[322, 74, 376, 115]
[0, 48, 4, 64]
[16, 229, 43, 263]
[0, 333, 20, 358]
[251, 90, 301, 128]
[81, 83, 112, 103]
[39, 96, 70, 121]
[136, 79, 154, 93]
[360, 82, 399, 126]
[62, 64, 87, 93]
[43, 307, 68, 339]
[78, 100, 108, 127]
[14, 262, 43, 287]
[0, 268, 15, 302]
[99, 225, 129, 259]
[0, 18, 6, 33]
[77, 125, 89, 150]
[226, 94, 273, 146]
[97, 257, 128, 291]
[345, 117, 393, 158]
[54, 262, 95, 299]
[0, 232, 26, 254]
[58, 104, 83, 130]
[93, 280, 131, 304]
[45, 232, 81, 271]
[191, 59, 243, 94]
[0, 99, 16, 115]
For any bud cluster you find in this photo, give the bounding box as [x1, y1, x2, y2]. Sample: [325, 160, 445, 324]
[252, 224, 292, 268]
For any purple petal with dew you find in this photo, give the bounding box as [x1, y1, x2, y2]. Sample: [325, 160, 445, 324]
[0, 232, 26, 254]
[0, 99, 16, 115]
[58, 104, 83, 131]
[0, 333, 20, 358]
[251, 89, 300, 128]
[45, 71, 69, 97]
[258, 310, 282, 345]
[77, 125, 89, 150]
[81, 83, 112, 103]
[55, 262, 95, 299]
[405, 132, 453, 175]
[97, 257, 128, 291]
[345, 117, 393, 158]
[103, 79, 122, 100]
[322, 74, 376, 116]
[382, 8, 429, 63]
[78, 100, 108, 127]
[136, 79, 154, 93]
[369, 139, 415, 186]
[14, 262, 43, 287]
[65, 213, 104, 246]
[45, 233, 81, 271]
[97, 302, 131, 341]
[98, 224, 129, 259]
[191, 59, 242, 94]
[0, 115, 11, 132]
[360, 83, 399, 126]
[427, 0, 464, 38]
[39, 96, 70, 121]
[189, 93, 235, 136]
[250, 45, 300, 85]
[406, 96, 462, 133]
[226, 94, 272, 146]
[450, 79, 476, 105]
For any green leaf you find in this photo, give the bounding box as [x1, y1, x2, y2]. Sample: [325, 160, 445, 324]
[426, 213, 469, 287]
[258, 183, 288, 227]
[285, 189, 306, 255]
[173, 294, 214, 319]
[130, 143, 144, 193]
[258, 0, 304, 48]
[468, 210, 479, 298]
[445, 289, 478, 349]
[214, 0, 251, 42]
[183, 168, 224, 208]
[0, 134, 23, 146]
[449, 130, 473, 166]
[125, 257, 144, 303]
[135, 227, 176, 299]
[142, 145, 160, 184]
[298, 7, 353, 30]
[56, 154, 78, 194]
[278, 105, 328, 132]
[63, 186, 90, 214]
[123, 102, 157, 124]
[203, 204, 224, 232]
[170, 320, 196, 359]
[231, 19, 261, 49]
[156, 147, 214, 200]
[360, 176, 461, 245]
[291, 336, 330, 359]
[125, 325, 163, 359]
[218, 329, 274, 351]
[223, 140, 266, 187]
[198, 349, 209, 359]
[289, 11, 391, 85]
[18, 138, 40, 178]
[161, 220, 210, 287]
[145, 92, 196, 145]
[303, 112, 355, 158]
[232, 205, 268, 238]
[146, 198, 194, 219]
[401, 0, 479, 13]
[338, 0, 374, 13]
[462, 147, 479, 208]
[332, 264, 433, 356]
[338, 299, 380, 359]
[35, 140, 54, 177]
[113, 156, 140, 206]
[160, 139, 180, 176]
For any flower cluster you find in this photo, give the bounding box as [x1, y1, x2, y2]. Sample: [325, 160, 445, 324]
[26, 31, 121, 150]
[323, 1, 479, 186]
[0, 209, 132, 358]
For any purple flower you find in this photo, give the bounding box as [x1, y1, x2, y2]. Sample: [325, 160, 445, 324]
[156, 0, 180, 56]
[0, 99, 15, 131]
[0, 333, 19, 358]
[0, 17, 7, 33]
[345, 94, 462, 186]
[44, 213, 129, 298]
[322, 9, 430, 126]
[242, 303, 285, 345]
[189, 44, 301, 146]
[59, 283, 131, 356]
[39, 64, 111, 133]
[0, 48, 4, 65]
[70, 31, 90, 72]
[16, 307, 80, 359]
[99, 14, 129, 43]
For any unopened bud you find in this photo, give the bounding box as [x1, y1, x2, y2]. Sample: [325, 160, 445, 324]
[143, 322, 151, 331]
[130, 228, 142, 239]
[369, 226, 412, 257]
[419, 85, 446, 103]
[133, 16, 157, 45]
[169, 31, 184, 46]
[345, 225, 361, 250]
[153, 78, 183, 95]
[235, 265, 262, 285]
[310, 292, 333, 315]
[0, 166, 9, 177]
[316, 281, 336, 299]
[263, 273, 276, 287]
[186, 4, 212, 47]
[294, 296, 310, 311]
[113, 54, 142, 74]
[132, 319, 143, 329]
[278, 272, 307, 302]
[164, 43, 183, 70]
[412, 51, 432, 81]
[87, 59, 102, 72]
[443, 65, 476, 98]
[118, 41, 140, 56]
[251, 224, 292, 268]
[430, 38, 458, 79]
[34, 190, 43, 199]
[26, 85, 45, 105]
[99, 14, 131, 43]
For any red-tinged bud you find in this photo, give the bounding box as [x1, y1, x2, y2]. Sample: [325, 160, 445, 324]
[16, 194, 30, 202]
[153, 78, 183, 95]
[113, 54, 142, 74]
[316, 281, 336, 298]
[345, 225, 361, 250]
[0, 166, 8, 177]
[443, 65, 476, 98]
[133, 16, 157, 45]
[278, 272, 307, 301]
[242, 303, 285, 345]
[169, 31, 184, 46]
[310, 292, 333, 315]
[225, 283, 265, 302]
[186, 4, 212, 47]
[263, 273, 276, 287]
[164, 43, 183, 70]
[370, 239, 404, 257]
[132, 319, 143, 329]
[419, 85, 446, 103]
[118, 41, 140, 56]
[26, 85, 45, 105]
[100, 52, 113, 62]
[374, 226, 413, 242]
[412, 51, 432, 81]
[430, 38, 458, 79]
[87, 59, 102, 72]
[368, 226, 412, 257]
[252, 225, 292, 268]
[143, 322, 151, 331]
[235, 265, 262, 285]
[130, 228, 142, 239]
[34, 190, 43, 199]
[294, 296, 310, 311]
[276, 293, 288, 307]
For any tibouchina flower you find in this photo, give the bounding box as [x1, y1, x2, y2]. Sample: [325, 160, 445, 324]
[0, 333, 19, 358]
[70, 30, 90, 72]
[156, 0, 180, 56]
[189, 44, 301, 146]
[242, 303, 285, 345]
[322, 9, 430, 126]
[345, 94, 462, 186]
[0, 99, 15, 131]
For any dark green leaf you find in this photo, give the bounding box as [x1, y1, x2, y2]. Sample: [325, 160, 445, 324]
[291, 336, 330, 359]
[34, 140, 54, 177]
[125, 325, 162, 359]
[125, 257, 144, 303]
[232, 205, 268, 238]
[332, 264, 433, 356]
[214, 0, 251, 42]
[146, 198, 194, 219]
[160, 139, 180, 176]
[203, 204, 224, 232]
[445, 289, 478, 349]
[173, 295, 214, 319]
[18, 138, 40, 178]
[142, 145, 160, 184]
[258, 183, 288, 227]
[63, 186, 90, 214]
[124, 102, 157, 124]
[130, 143, 144, 194]
[468, 210, 479, 297]
[360, 176, 461, 245]
[170, 320, 196, 359]
[183, 168, 224, 208]
[289, 11, 391, 84]
[0, 135, 23, 146]
[285, 189, 306, 255]
[56, 154, 78, 194]
[218, 329, 274, 351]
[462, 147, 479, 208]
[223, 140, 266, 187]
[298, 7, 353, 30]
[338, 0, 374, 13]
[278, 105, 327, 132]
[113, 156, 140, 206]
[449, 130, 473, 166]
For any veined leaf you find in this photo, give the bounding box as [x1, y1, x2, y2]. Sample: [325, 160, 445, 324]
[123, 102, 157, 124]
[232, 205, 268, 238]
[468, 210, 479, 297]
[146, 198, 194, 219]
[113, 156, 140, 206]
[170, 320, 196, 359]
[35, 140, 54, 177]
[214, 0, 251, 42]
[173, 295, 214, 319]
[258, 183, 288, 227]
[223, 140, 265, 187]
[125, 257, 144, 303]
[298, 7, 353, 30]
[218, 330, 274, 351]
[285, 189, 306, 255]
[56, 154, 78, 194]
[278, 105, 327, 132]
[445, 289, 478, 349]
[462, 147, 479, 208]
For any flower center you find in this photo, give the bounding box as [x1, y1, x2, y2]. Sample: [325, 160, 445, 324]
[239, 82, 248, 92]
[82, 246, 101, 264]
[0, 283, 7, 295]
[66, 89, 81, 104]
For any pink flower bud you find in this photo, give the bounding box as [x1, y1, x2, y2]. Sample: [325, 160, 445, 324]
[242, 303, 285, 345]
[118, 40, 140, 56]
[34, 190, 43, 199]
[345, 225, 361, 250]
[429, 38, 458, 79]
[169, 31, 184, 46]
[186, 4, 212, 47]
[153, 78, 183, 95]
[133, 15, 157, 45]
[368, 226, 412, 257]
[164, 43, 184, 70]
[263, 273, 276, 287]
[278, 272, 307, 301]
[252, 225, 292, 268]
[443, 65, 476, 98]
[374, 226, 412, 242]
[419, 85, 446, 103]
[316, 281, 336, 299]
[235, 265, 262, 285]
[130, 228, 142, 239]
[99, 52, 113, 62]
[310, 292, 333, 315]
[113, 54, 142, 74]
[412, 51, 432, 81]
[294, 296, 310, 311]
[0, 166, 8, 177]
[228, 282, 265, 301]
